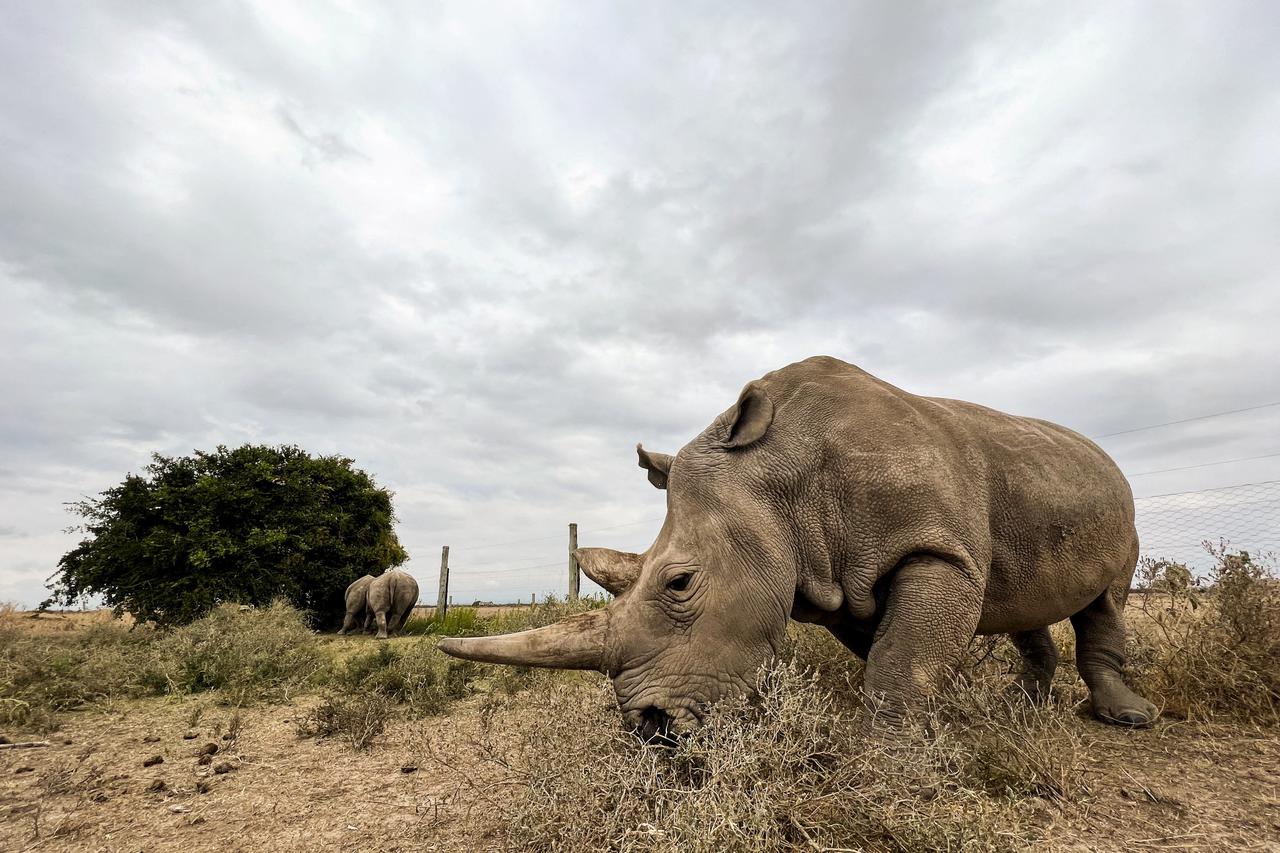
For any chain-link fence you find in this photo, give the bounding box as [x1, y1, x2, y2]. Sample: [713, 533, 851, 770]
[1134, 480, 1280, 571]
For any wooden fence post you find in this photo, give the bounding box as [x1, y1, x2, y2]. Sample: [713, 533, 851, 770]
[436, 545, 450, 620]
[568, 522, 580, 601]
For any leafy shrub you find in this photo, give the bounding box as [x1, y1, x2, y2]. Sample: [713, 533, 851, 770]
[47, 443, 408, 627]
[139, 601, 324, 702]
[297, 694, 392, 751]
[1129, 543, 1280, 724]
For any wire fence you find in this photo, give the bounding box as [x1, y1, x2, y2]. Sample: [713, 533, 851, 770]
[1135, 479, 1280, 572]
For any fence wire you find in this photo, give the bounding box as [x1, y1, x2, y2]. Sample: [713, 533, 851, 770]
[1135, 480, 1280, 571]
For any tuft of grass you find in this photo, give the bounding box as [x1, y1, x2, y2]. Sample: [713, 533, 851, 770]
[327, 640, 479, 715]
[297, 694, 392, 751]
[137, 601, 325, 703]
[1129, 543, 1280, 724]
[402, 607, 484, 637]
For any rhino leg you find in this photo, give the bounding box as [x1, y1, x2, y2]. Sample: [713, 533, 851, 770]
[1010, 626, 1059, 703]
[863, 555, 983, 719]
[1070, 586, 1157, 726]
[338, 612, 358, 635]
[375, 610, 389, 640]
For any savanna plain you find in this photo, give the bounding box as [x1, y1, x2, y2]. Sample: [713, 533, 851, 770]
[2, 551, 1278, 853]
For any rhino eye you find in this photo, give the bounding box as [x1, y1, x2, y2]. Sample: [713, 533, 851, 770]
[666, 572, 693, 593]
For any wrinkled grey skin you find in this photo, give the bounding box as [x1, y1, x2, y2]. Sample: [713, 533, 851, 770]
[338, 574, 376, 635]
[441, 356, 1158, 737]
[367, 569, 419, 639]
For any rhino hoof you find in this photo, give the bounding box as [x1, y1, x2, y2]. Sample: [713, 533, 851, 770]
[1094, 698, 1158, 727]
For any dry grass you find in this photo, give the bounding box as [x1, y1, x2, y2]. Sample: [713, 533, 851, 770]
[414, 632, 1090, 853]
[1128, 544, 1280, 724]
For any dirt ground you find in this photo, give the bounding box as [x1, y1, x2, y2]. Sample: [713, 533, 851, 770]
[3, 613, 1278, 852]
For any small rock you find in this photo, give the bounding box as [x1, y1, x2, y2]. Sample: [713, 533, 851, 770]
[221, 733, 234, 741]
[0, 735, 11, 745]
[15, 766, 34, 774]
[196, 780, 212, 794]
[400, 763, 418, 774]
[197, 754, 213, 766]
[143, 755, 164, 767]
[146, 779, 168, 793]
[182, 731, 198, 740]
[189, 816, 206, 825]
[91, 792, 109, 803]
[198, 743, 219, 756]
[212, 761, 234, 774]
[168, 804, 189, 814]
[143, 735, 160, 743]
[61, 738, 73, 745]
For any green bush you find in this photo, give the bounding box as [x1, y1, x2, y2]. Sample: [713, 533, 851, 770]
[47, 443, 408, 627]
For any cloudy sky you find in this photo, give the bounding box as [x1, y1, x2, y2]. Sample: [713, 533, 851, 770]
[3, 1, 1279, 607]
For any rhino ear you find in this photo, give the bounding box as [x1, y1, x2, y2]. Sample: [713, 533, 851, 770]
[636, 444, 673, 490]
[722, 381, 774, 448]
[574, 547, 643, 595]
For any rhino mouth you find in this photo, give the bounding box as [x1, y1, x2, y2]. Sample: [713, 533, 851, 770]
[622, 703, 706, 744]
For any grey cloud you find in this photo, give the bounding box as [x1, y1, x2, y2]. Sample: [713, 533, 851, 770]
[2, 2, 1279, 606]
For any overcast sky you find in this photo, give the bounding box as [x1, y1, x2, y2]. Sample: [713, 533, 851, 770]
[3, 1, 1279, 607]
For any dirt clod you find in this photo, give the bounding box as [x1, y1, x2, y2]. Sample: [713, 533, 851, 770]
[142, 735, 160, 743]
[182, 731, 198, 740]
[401, 763, 418, 773]
[212, 761, 234, 774]
[146, 779, 168, 793]
[15, 766, 34, 774]
[196, 754, 213, 766]
[142, 755, 164, 767]
[198, 743, 219, 756]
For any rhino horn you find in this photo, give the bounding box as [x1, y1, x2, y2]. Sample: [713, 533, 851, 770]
[437, 609, 609, 670]
[573, 547, 643, 595]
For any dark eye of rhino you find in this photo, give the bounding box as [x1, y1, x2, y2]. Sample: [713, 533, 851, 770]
[666, 572, 693, 593]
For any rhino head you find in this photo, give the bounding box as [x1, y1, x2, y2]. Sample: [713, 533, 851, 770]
[439, 381, 797, 740]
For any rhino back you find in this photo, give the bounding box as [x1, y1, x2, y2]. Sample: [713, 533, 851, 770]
[745, 357, 1136, 632]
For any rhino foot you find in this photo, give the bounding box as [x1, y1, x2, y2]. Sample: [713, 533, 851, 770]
[1090, 684, 1158, 727]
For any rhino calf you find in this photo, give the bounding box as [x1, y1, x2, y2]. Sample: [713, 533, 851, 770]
[338, 574, 375, 635]
[368, 569, 419, 639]
[441, 356, 1158, 736]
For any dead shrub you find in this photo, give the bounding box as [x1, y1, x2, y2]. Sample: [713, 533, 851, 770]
[297, 694, 392, 751]
[419, 655, 1083, 853]
[1129, 543, 1280, 724]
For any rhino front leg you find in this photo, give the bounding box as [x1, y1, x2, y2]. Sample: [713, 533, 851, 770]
[1010, 626, 1059, 703]
[1070, 587, 1157, 726]
[863, 555, 983, 719]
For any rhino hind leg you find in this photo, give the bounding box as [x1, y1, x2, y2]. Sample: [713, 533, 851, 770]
[1070, 587, 1158, 726]
[1010, 626, 1059, 703]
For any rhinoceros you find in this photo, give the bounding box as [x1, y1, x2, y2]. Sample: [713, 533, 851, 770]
[368, 569, 419, 639]
[440, 356, 1157, 737]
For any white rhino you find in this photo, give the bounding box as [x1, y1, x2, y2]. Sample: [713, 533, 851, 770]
[441, 357, 1157, 736]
